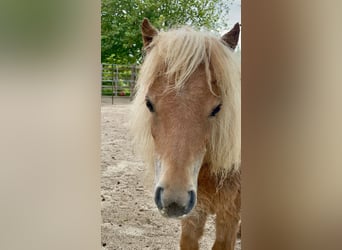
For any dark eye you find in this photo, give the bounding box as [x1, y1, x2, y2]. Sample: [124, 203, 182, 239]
[145, 98, 154, 112]
[210, 104, 221, 117]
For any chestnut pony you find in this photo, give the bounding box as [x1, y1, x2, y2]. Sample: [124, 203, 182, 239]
[131, 19, 241, 250]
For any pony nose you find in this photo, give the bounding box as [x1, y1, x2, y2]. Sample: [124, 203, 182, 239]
[154, 187, 196, 218]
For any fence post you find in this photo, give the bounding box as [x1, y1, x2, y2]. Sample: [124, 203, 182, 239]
[110, 64, 113, 104]
[130, 65, 137, 100]
[115, 65, 119, 97]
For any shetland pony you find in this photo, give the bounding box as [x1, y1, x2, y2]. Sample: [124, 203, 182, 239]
[130, 19, 241, 250]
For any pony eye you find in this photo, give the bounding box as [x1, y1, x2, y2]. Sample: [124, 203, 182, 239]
[145, 99, 155, 112]
[210, 104, 222, 117]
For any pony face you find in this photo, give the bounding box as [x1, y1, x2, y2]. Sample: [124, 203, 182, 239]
[131, 19, 241, 219]
[146, 65, 221, 218]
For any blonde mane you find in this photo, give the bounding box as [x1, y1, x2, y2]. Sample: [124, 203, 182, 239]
[130, 26, 241, 177]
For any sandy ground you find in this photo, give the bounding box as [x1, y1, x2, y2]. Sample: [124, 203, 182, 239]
[101, 96, 241, 250]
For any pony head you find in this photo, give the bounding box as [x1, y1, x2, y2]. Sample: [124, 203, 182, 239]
[131, 19, 241, 218]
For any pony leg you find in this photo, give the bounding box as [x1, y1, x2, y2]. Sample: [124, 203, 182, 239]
[180, 211, 207, 250]
[212, 213, 240, 250]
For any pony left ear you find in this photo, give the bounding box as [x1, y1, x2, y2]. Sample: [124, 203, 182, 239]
[221, 23, 240, 50]
[141, 18, 158, 48]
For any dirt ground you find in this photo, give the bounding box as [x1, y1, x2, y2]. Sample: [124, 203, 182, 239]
[101, 96, 241, 250]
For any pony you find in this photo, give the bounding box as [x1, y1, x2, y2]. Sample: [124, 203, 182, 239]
[130, 18, 241, 250]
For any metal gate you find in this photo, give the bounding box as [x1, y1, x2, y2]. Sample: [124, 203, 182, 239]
[101, 64, 140, 104]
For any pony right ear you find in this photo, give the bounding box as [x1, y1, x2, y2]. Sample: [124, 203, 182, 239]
[141, 18, 158, 48]
[221, 23, 240, 50]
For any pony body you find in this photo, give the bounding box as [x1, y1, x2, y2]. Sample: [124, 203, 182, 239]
[130, 19, 241, 250]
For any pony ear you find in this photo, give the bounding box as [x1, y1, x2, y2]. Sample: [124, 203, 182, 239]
[141, 18, 158, 48]
[221, 22, 240, 50]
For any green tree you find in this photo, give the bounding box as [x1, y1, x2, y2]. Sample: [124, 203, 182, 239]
[101, 0, 232, 64]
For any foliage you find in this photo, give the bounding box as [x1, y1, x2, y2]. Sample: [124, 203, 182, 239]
[101, 0, 232, 64]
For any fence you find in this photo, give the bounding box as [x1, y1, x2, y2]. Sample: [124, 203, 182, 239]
[101, 64, 140, 104]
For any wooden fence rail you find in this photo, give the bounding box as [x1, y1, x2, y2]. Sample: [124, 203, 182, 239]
[101, 64, 140, 104]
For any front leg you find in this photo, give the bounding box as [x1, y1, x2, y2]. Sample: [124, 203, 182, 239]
[212, 212, 240, 250]
[180, 210, 207, 250]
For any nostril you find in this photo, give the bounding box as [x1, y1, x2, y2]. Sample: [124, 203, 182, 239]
[154, 186, 164, 210]
[185, 190, 196, 214]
